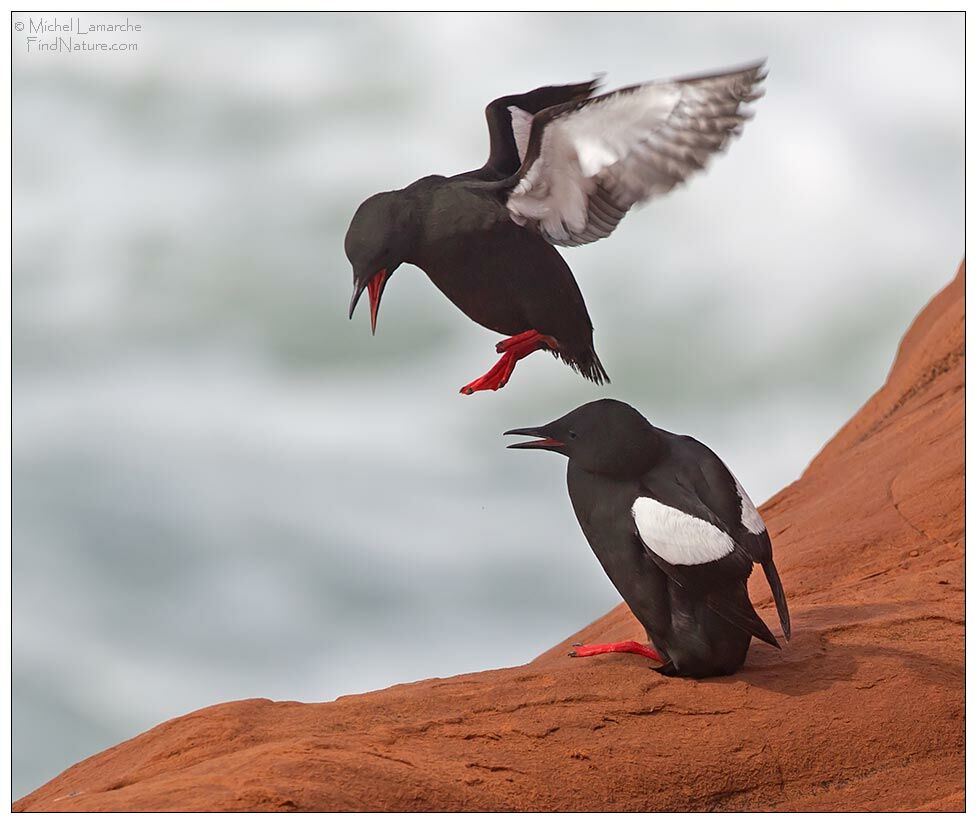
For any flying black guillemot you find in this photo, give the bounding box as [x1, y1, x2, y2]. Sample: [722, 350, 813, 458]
[505, 399, 790, 678]
[346, 62, 766, 394]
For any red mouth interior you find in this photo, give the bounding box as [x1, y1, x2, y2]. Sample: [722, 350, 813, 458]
[367, 269, 388, 333]
[517, 437, 564, 449]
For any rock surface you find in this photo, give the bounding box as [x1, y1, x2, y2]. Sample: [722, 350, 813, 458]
[15, 266, 964, 812]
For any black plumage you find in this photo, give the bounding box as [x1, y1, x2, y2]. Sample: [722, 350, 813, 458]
[345, 63, 765, 394]
[505, 399, 790, 678]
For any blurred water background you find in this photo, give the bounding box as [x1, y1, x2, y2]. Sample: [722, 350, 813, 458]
[12, 11, 963, 798]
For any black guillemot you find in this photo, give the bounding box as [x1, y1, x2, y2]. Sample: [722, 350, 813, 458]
[346, 62, 766, 394]
[505, 399, 790, 678]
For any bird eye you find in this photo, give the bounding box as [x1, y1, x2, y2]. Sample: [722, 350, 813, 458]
[568, 431, 577, 440]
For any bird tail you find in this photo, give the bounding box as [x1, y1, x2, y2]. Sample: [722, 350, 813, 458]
[706, 590, 780, 649]
[557, 345, 609, 386]
[761, 557, 791, 641]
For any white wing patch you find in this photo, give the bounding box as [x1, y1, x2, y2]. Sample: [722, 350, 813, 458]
[733, 476, 765, 535]
[507, 106, 533, 163]
[632, 496, 734, 566]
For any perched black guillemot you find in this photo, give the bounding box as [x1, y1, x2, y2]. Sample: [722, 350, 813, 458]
[346, 62, 766, 394]
[505, 399, 790, 678]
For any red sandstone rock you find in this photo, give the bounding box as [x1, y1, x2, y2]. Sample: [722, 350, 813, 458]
[14, 265, 964, 812]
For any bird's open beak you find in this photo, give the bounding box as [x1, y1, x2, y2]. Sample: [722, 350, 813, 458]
[348, 269, 388, 335]
[504, 427, 565, 451]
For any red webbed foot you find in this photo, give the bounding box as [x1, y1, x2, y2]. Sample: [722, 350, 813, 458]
[569, 640, 665, 664]
[460, 330, 559, 395]
[459, 351, 518, 394]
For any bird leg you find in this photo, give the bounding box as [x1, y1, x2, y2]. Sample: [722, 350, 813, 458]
[460, 330, 559, 395]
[494, 328, 547, 353]
[569, 640, 665, 663]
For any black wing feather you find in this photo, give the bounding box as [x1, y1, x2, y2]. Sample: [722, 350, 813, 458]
[761, 555, 791, 641]
[673, 436, 791, 641]
[476, 78, 601, 180]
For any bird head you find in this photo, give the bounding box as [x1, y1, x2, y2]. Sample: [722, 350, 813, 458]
[345, 191, 414, 334]
[505, 399, 662, 477]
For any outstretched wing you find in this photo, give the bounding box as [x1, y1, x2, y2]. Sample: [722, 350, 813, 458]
[503, 61, 766, 246]
[475, 79, 602, 180]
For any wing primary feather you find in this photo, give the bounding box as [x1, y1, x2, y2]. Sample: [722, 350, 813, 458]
[761, 557, 791, 640]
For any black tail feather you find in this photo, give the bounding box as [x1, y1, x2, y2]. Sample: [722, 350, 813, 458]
[762, 558, 791, 641]
[555, 345, 609, 386]
[706, 590, 780, 649]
